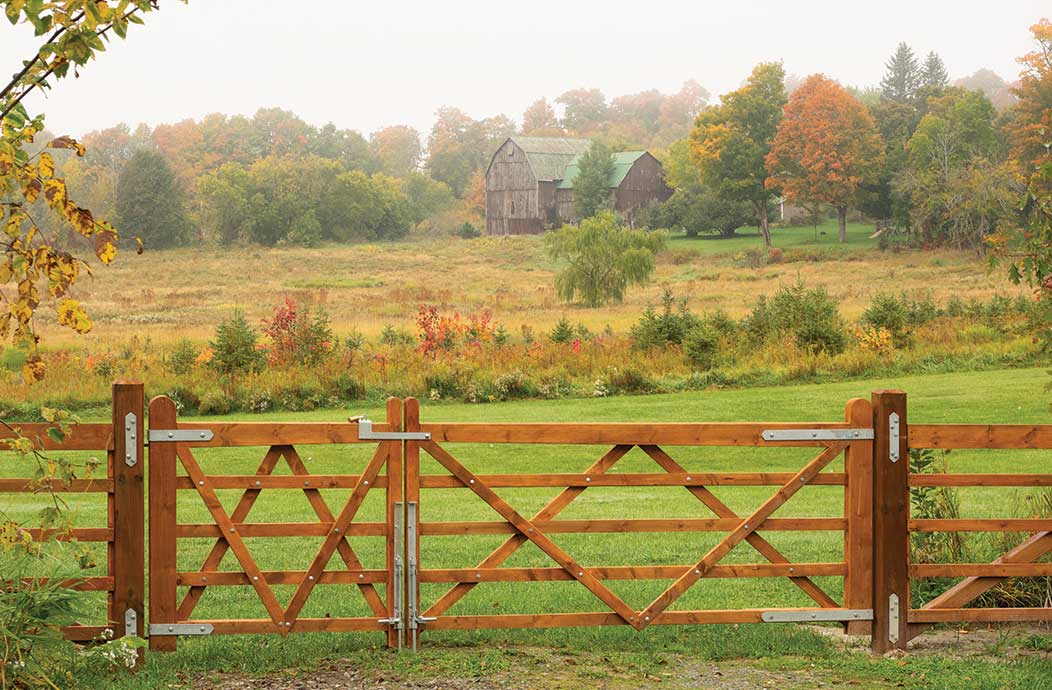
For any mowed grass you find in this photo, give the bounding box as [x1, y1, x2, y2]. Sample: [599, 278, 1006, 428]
[33, 220, 1023, 350]
[5, 367, 1052, 688]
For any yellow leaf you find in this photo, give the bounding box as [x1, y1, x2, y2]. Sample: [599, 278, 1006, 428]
[22, 355, 45, 384]
[43, 178, 67, 210]
[23, 178, 41, 204]
[94, 230, 118, 265]
[56, 298, 92, 334]
[38, 152, 55, 179]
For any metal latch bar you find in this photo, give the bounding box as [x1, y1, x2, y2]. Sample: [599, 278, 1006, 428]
[378, 502, 405, 649]
[888, 594, 900, 643]
[357, 419, 430, 442]
[148, 623, 214, 636]
[124, 413, 138, 467]
[406, 501, 435, 651]
[888, 413, 901, 462]
[149, 429, 215, 443]
[124, 608, 138, 637]
[761, 609, 873, 623]
[761, 429, 873, 442]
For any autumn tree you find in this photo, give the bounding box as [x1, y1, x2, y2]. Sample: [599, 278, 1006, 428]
[116, 149, 189, 248]
[369, 125, 422, 177]
[426, 107, 514, 196]
[573, 140, 615, 218]
[954, 68, 1018, 110]
[546, 210, 666, 307]
[689, 62, 786, 246]
[881, 42, 920, 104]
[766, 74, 885, 243]
[521, 98, 561, 135]
[861, 98, 918, 230]
[556, 88, 608, 133]
[1007, 18, 1052, 168]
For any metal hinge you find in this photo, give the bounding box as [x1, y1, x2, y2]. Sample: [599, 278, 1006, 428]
[378, 502, 405, 649]
[356, 419, 430, 442]
[124, 608, 138, 637]
[888, 413, 901, 462]
[888, 593, 900, 643]
[405, 501, 435, 651]
[148, 429, 215, 443]
[761, 609, 873, 623]
[148, 623, 214, 636]
[124, 413, 138, 467]
[762, 429, 874, 442]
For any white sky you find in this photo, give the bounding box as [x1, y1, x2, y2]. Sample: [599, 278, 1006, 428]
[2, 1, 1046, 138]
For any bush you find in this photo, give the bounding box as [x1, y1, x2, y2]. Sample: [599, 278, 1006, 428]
[493, 371, 538, 400]
[262, 298, 335, 367]
[329, 372, 366, 400]
[198, 390, 235, 416]
[458, 222, 481, 239]
[380, 323, 415, 346]
[549, 317, 574, 344]
[165, 386, 201, 415]
[605, 367, 654, 394]
[862, 293, 910, 345]
[684, 324, 720, 370]
[166, 338, 199, 376]
[630, 288, 701, 349]
[745, 281, 846, 354]
[209, 310, 265, 377]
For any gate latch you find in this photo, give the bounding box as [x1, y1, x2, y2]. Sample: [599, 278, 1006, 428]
[355, 418, 430, 441]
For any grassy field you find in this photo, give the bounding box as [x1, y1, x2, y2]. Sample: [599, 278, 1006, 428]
[6, 366, 1052, 688]
[38, 220, 1020, 348]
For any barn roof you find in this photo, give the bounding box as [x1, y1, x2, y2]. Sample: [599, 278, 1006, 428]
[557, 151, 648, 189]
[504, 136, 592, 181]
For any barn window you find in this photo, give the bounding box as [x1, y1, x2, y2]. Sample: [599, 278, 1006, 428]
[507, 147, 515, 158]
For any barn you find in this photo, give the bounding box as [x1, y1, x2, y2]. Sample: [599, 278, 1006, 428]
[485, 136, 671, 236]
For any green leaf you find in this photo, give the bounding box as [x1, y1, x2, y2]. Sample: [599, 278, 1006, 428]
[46, 427, 64, 443]
[5, 0, 24, 25]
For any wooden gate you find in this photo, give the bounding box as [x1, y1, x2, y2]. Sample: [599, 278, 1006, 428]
[147, 397, 406, 650]
[403, 397, 877, 644]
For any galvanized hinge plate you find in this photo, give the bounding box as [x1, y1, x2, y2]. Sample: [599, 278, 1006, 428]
[124, 608, 138, 637]
[888, 413, 901, 462]
[357, 419, 430, 442]
[148, 623, 214, 636]
[124, 413, 138, 467]
[762, 429, 874, 442]
[888, 593, 900, 643]
[761, 609, 873, 623]
[148, 429, 215, 443]
[378, 502, 405, 649]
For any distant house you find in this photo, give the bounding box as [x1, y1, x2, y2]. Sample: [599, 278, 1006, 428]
[485, 136, 671, 236]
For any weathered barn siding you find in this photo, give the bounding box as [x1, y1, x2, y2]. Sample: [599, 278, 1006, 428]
[614, 152, 672, 224]
[485, 140, 542, 235]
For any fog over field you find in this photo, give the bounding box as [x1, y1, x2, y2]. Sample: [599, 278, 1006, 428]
[0, 0, 1046, 136]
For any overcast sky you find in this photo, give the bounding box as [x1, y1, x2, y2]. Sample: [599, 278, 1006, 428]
[2, 1, 1046, 139]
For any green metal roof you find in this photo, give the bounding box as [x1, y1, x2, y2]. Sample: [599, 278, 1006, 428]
[557, 151, 648, 189]
[506, 137, 591, 181]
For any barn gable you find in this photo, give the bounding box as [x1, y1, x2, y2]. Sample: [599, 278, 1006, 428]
[485, 136, 592, 182]
[556, 151, 650, 190]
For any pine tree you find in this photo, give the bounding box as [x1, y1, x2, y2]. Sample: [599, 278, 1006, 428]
[919, 51, 950, 89]
[572, 141, 615, 219]
[880, 42, 920, 103]
[116, 149, 190, 248]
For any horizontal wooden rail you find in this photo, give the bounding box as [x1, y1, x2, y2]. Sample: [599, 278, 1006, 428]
[0, 423, 112, 451]
[18, 576, 114, 591]
[176, 522, 387, 538]
[156, 422, 397, 447]
[910, 424, 1052, 449]
[419, 563, 847, 582]
[911, 563, 1052, 577]
[910, 474, 1052, 487]
[174, 475, 391, 490]
[63, 625, 117, 641]
[420, 517, 845, 535]
[176, 570, 388, 586]
[417, 472, 846, 488]
[424, 608, 860, 630]
[910, 519, 1052, 532]
[909, 608, 1052, 623]
[185, 618, 386, 634]
[0, 478, 113, 492]
[421, 422, 866, 446]
[26, 527, 113, 542]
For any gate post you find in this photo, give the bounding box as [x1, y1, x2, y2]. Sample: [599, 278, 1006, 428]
[871, 390, 909, 653]
[148, 396, 179, 652]
[843, 397, 874, 636]
[384, 397, 404, 649]
[111, 381, 144, 663]
[404, 397, 421, 649]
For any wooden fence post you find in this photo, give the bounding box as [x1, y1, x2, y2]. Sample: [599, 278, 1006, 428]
[111, 381, 144, 662]
[871, 390, 909, 653]
[843, 397, 874, 636]
[148, 396, 178, 652]
[384, 397, 404, 649]
[404, 397, 421, 648]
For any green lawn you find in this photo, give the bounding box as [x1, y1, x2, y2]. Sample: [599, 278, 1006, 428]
[6, 366, 1052, 688]
[667, 219, 879, 255]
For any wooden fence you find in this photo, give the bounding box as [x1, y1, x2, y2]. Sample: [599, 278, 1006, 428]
[2, 383, 1050, 660]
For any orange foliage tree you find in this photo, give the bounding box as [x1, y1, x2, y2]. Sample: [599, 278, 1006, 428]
[765, 74, 885, 242]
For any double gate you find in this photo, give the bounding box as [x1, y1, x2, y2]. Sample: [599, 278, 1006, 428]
[4, 382, 1050, 661]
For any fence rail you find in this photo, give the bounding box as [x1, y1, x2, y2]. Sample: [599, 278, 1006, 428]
[3, 384, 1050, 660]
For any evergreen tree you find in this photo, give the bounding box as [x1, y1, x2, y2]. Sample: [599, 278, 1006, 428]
[919, 51, 950, 89]
[880, 42, 920, 104]
[116, 149, 190, 248]
[573, 141, 615, 219]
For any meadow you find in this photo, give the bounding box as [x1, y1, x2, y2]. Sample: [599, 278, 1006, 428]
[4, 367, 1052, 689]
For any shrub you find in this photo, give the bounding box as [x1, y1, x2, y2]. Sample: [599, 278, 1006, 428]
[549, 317, 574, 344]
[630, 288, 701, 349]
[493, 371, 538, 400]
[329, 372, 366, 400]
[862, 293, 910, 345]
[166, 338, 199, 376]
[684, 324, 720, 370]
[165, 387, 201, 415]
[276, 385, 325, 411]
[209, 310, 265, 377]
[458, 222, 480, 239]
[494, 324, 510, 346]
[380, 323, 415, 346]
[909, 448, 965, 606]
[198, 390, 235, 416]
[263, 298, 335, 367]
[246, 388, 272, 413]
[945, 295, 966, 317]
[605, 367, 654, 394]
[704, 309, 737, 336]
[745, 281, 846, 354]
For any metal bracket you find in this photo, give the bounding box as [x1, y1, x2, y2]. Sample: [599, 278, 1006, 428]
[405, 502, 435, 651]
[761, 428, 874, 442]
[378, 502, 405, 650]
[356, 419, 430, 442]
[888, 594, 900, 643]
[124, 608, 138, 637]
[888, 413, 901, 462]
[124, 413, 138, 467]
[761, 609, 873, 623]
[148, 429, 215, 443]
[148, 623, 214, 636]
